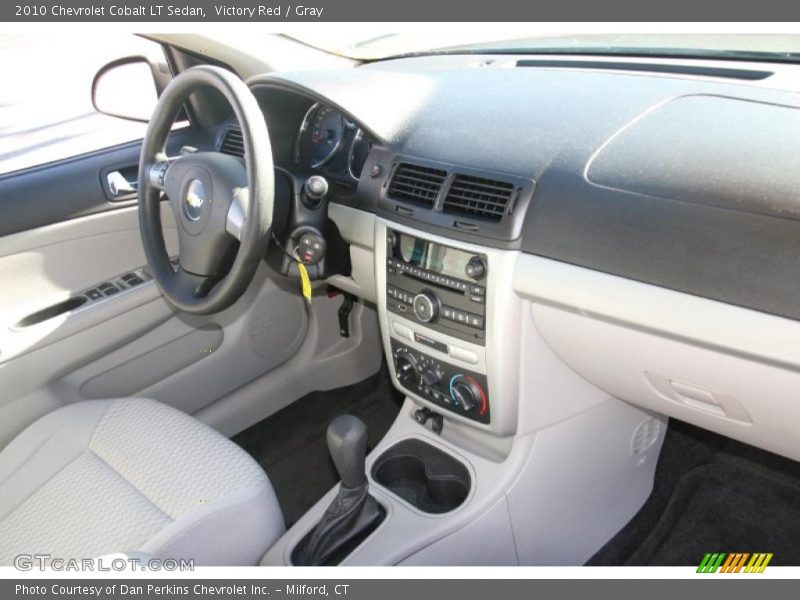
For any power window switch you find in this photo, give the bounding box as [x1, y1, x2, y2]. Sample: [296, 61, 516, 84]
[85, 289, 103, 301]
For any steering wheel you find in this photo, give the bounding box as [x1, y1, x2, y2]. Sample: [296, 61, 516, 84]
[138, 65, 274, 315]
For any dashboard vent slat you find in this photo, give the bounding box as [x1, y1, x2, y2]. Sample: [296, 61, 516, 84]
[443, 174, 516, 222]
[219, 128, 244, 157]
[387, 163, 447, 206]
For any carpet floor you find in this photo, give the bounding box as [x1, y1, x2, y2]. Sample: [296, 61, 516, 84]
[588, 419, 800, 566]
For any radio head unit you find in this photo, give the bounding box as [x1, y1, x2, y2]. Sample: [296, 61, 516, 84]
[385, 229, 487, 345]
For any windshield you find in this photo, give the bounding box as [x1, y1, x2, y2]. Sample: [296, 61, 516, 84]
[289, 33, 800, 62]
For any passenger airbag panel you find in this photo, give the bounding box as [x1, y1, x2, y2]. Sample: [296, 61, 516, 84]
[587, 95, 800, 220]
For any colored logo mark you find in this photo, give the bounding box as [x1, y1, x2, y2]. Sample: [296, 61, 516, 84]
[697, 552, 773, 573]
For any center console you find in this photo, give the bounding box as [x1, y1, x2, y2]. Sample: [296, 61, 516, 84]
[264, 214, 662, 568]
[384, 228, 492, 424]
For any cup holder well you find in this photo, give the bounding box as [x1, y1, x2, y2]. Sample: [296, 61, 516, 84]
[371, 438, 471, 514]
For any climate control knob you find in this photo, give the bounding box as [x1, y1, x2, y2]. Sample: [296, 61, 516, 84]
[394, 349, 419, 384]
[450, 376, 486, 413]
[420, 367, 443, 388]
[412, 290, 440, 323]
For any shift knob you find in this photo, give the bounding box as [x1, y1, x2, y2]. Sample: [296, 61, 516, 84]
[327, 415, 368, 489]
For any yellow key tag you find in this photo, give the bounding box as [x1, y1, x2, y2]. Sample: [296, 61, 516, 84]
[297, 262, 312, 303]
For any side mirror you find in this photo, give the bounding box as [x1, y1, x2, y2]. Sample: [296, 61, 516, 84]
[91, 56, 173, 123]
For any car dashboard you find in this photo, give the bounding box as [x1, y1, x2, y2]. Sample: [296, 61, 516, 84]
[216, 54, 800, 464]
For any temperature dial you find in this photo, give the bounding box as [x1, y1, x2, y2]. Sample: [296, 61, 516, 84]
[450, 375, 488, 414]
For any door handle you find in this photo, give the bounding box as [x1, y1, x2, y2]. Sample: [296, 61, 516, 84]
[107, 171, 138, 196]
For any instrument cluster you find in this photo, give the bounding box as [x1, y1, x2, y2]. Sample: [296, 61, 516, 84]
[294, 102, 373, 183]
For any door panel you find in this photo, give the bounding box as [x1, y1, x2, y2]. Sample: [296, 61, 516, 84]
[0, 128, 216, 237]
[0, 205, 178, 365]
[0, 134, 310, 448]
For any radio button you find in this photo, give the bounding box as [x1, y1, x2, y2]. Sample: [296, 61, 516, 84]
[469, 294, 485, 305]
[469, 315, 484, 328]
[470, 285, 485, 295]
[465, 257, 487, 281]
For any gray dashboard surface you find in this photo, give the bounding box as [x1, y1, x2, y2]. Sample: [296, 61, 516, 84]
[250, 55, 800, 322]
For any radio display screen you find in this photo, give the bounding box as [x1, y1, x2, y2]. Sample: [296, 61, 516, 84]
[390, 230, 474, 280]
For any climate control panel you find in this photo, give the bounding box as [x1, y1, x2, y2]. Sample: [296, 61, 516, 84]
[391, 338, 490, 424]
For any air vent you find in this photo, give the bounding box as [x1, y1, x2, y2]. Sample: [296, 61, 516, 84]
[443, 174, 516, 222]
[387, 163, 447, 206]
[219, 128, 244, 157]
[631, 418, 661, 456]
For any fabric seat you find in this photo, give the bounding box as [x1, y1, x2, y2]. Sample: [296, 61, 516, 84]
[0, 398, 284, 566]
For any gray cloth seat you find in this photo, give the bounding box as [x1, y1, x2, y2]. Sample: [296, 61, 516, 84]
[0, 398, 284, 566]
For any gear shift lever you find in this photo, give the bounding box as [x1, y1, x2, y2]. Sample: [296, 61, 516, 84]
[293, 415, 383, 566]
[328, 415, 368, 489]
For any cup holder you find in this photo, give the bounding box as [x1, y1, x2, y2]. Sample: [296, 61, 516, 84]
[371, 439, 471, 514]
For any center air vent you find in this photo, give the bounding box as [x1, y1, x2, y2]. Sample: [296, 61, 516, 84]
[387, 162, 447, 206]
[219, 128, 244, 157]
[443, 174, 516, 222]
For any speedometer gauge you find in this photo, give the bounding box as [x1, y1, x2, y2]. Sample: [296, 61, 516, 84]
[348, 129, 372, 180]
[303, 104, 344, 168]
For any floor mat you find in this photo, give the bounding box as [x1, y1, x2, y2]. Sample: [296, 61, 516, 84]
[233, 365, 403, 526]
[589, 419, 800, 566]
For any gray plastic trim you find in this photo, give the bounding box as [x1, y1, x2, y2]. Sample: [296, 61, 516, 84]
[512, 253, 800, 372]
